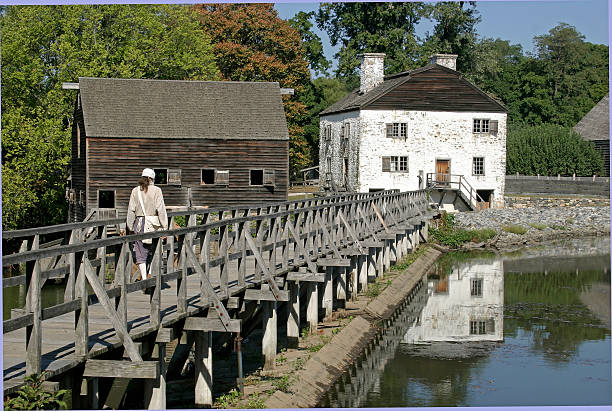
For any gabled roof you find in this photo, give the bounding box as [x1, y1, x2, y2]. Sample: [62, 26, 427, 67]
[320, 64, 507, 116]
[573, 93, 610, 141]
[78, 77, 289, 140]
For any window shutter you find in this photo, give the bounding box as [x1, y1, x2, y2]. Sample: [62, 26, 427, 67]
[216, 170, 229, 185]
[490, 120, 498, 134]
[386, 124, 393, 138]
[340, 125, 344, 140]
[263, 169, 275, 186]
[382, 157, 391, 172]
[167, 169, 182, 186]
[345, 123, 350, 139]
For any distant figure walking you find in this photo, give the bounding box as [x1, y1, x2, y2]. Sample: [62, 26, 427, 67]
[127, 168, 168, 280]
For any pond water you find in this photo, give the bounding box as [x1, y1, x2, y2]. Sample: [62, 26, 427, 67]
[322, 237, 611, 408]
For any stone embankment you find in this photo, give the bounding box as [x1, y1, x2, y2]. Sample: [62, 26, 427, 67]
[454, 206, 610, 250]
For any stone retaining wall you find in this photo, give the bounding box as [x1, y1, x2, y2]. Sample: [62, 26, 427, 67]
[505, 195, 610, 208]
[505, 176, 609, 197]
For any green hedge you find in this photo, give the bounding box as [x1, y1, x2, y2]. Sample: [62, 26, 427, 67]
[506, 123, 604, 176]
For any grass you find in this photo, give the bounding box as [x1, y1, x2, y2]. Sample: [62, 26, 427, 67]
[293, 357, 306, 371]
[502, 224, 528, 235]
[271, 375, 292, 393]
[550, 224, 566, 230]
[429, 212, 497, 248]
[246, 393, 265, 409]
[215, 389, 240, 408]
[365, 282, 382, 298]
[528, 222, 547, 230]
[307, 343, 324, 352]
[300, 327, 310, 339]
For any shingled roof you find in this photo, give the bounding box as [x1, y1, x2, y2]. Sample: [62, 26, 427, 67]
[78, 77, 289, 140]
[320, 64, 507, 116]
[573, 93, 610, 141]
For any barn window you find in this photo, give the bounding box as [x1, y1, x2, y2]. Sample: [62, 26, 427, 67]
[167, 169, 181, 186]
[216, 170, 229, 185]
[385, 123, 407, 139]
[473, 119, 490, 133]
[263, 169, 275, 186]
[382, 156, 408, 172]
[250, 169, 264, 186]
[201, 169, 215, 185]
[154, 169, 168, 185]
[98, 190, 115, 208]
[471, 278, 483, 297]
[472, 157, 485, 176]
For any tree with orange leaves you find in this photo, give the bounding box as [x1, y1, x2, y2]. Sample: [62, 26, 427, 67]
[193, 3, 312, 177]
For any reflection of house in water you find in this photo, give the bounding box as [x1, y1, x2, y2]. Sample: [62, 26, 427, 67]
[404, 259, 504, 343]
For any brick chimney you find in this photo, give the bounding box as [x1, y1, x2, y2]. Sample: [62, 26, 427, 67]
[429, 54, 458, 71]
[360, 53, 386, 94]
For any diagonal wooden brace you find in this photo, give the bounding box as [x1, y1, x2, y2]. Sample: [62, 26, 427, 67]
[315, 213, 342, 259]
[338, 211, 366, 254]
[371, 203, 390, 234]
[244, 233, 281, 300]
[286, 219, 318, 273]
[358, 206, 379, 242]
[184, 246, 232, 330]
[82, 257, 143, 362]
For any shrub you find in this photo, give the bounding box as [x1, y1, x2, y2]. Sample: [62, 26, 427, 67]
[506, 123, 603, 176]
[502, 225, 528, 235]
[429, 212, 497, 247]
[4, 373, 67, 411]
[528, 222, 547, 230]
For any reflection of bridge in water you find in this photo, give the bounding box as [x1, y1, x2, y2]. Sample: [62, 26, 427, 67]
[2, 190, 434, 409]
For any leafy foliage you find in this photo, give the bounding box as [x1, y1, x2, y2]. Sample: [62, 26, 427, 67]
[506, 123, 603, 176]
[4, 373, 68, 410]
[429, 212, 497, 248]
[193, 4, 312, 176]
[502, 225, 528, 235]
[1, 5, 219, 230]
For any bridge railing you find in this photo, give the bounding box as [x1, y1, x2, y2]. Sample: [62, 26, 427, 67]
[426, 173, 485, 209]
[2, 189, 429, 379]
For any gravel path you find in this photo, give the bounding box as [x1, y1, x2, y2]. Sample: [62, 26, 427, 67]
[452, 206, 610, 250]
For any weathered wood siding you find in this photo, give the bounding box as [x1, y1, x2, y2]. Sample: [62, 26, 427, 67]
[365, 66, 506, 113]
[86, 137, 289, 218]
[70, 98, 87, 222]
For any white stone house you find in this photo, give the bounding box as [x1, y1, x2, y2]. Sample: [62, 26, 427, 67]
[319, 53, 508, 209]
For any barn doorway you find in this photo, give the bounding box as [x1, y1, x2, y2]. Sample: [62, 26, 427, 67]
[436, 159, 450, 184]
[476, 189, 493, 209]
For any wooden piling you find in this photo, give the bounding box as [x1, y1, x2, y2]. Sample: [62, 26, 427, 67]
[194, 331, 213, 407]
[262, 300, 277, 370]
[287, 281, 300, 348]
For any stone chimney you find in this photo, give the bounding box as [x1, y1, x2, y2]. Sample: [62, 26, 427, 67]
[429, 54, 458, 71]
[360, 53, 386, 94]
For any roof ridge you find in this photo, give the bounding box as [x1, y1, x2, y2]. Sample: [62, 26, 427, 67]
[78, 77, 279, 86]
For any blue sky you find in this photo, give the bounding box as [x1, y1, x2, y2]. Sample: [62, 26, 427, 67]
[275, 0, 609, 74]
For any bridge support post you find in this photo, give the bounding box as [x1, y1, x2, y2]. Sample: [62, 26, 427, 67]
[401, 230, 409, 256]
[336, 267, 346, 309]
[421, 221, 429, 242]
[262, 300, 277, 370]
[367, 248, 376, 281]
[194, 331, 213, 407]
[395, 233, 403, 261]
[349, 256, 358, 301]
[286, 281, 300, 348]
[376, 247, 384, 277]
[358, 254, 368, 292]
[306, 281, 318, 333]
[322, 266, 334, 320]
[145, 342, 167, 410]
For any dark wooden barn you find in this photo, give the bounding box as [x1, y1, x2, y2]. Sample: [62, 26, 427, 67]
[65, 77, 289, 222]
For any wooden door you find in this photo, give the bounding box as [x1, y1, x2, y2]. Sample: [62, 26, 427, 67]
[436, 159, 450, 184]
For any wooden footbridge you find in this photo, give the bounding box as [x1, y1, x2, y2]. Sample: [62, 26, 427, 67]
[2, 190, 433, 409]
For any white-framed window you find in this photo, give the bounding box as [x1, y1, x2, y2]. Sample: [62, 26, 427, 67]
[386, 123, 408, 139]
[382, 156, 408, 172]
[472, 157, 485, 176]
[153, 169, 168, 185]
[473, 119, 489, 133]
[470, 318, 495, 335]
[98, 190, 115, 208]
[201, 169, 230, 185]
[470, 278, 483, 297]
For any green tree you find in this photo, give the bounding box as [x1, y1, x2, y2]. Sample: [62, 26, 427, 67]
[1, 5, 219, 230]
[316, 2, 433, 88]
[193, 3, 312, 176]
[289, 11, 331, 77]
[506, 123, 603, 176]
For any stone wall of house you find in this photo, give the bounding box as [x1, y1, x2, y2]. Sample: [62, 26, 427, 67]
[319, 111, 360, 190]
[358, 110, 507, 207]
[504, 194, 610, 208]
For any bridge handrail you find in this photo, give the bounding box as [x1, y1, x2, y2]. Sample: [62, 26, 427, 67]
[2, 190, 401, 241]
[425, 173, 485, 208]
[2, 189, 430, 383]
